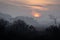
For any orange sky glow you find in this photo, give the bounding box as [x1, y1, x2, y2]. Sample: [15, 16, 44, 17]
[32, 11, 41, 18]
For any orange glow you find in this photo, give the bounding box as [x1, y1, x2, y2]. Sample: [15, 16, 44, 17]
[32, 11, 41, 18]
[9, 0, 55, 5]
[33, 13, 40, 18]
[26, 0, 53, 5]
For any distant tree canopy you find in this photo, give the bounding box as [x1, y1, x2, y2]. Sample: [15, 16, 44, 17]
[0, 19, 36, 34]
[11, 20, 28, 33]
[11, 20, 36, 33]
[46, 25, 59, 32]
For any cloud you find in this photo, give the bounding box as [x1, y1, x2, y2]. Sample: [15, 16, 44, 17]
[13, 0, 60, 4]
[29, 5, 45, 7]
[0, 0, 60, 6]
[2, 0, 48, 11]
[0, 0, 60, 11]
[27, 5, 48, 11]
[1, 0, 60, 11]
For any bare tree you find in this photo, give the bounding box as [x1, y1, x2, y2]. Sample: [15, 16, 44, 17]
[49, 14, 57, 25]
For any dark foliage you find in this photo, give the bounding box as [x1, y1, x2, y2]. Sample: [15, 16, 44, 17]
[0, 19, 60, 40]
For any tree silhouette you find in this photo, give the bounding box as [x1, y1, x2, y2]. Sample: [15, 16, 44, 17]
[0, 19, 8, 32]
[49, 14, 57, 26]
[10, 20, 30, 34]
[46, 25, 59, 32]
[28, 25, 36, 32]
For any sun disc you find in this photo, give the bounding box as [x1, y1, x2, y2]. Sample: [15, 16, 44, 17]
[32, 12, 41, 18]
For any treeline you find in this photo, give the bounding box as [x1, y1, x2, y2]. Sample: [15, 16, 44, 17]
[0, 19, 60, 40]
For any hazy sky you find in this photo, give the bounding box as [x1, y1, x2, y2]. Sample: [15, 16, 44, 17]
[0, 0, 60, 24]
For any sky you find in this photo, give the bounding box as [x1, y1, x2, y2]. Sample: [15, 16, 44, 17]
[0, 0, 60, 24]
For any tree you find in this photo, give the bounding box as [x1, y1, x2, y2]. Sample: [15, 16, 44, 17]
[28, 25, 36, 32]
[10, 20, 29, 34]
[0, 19, 8, 32]
[49, 14, 57, 25]
[46, 25, 59, 32]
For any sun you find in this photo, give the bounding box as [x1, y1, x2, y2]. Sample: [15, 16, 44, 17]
[33, 13, 40, 18]
[32, 11, 41, 18]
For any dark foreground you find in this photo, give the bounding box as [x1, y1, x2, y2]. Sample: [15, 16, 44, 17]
[0, 19, 60, 40]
